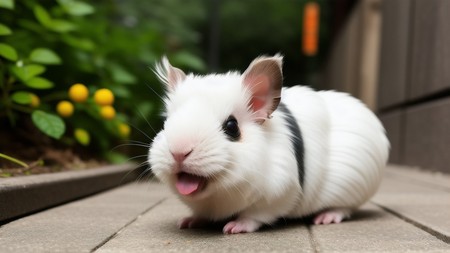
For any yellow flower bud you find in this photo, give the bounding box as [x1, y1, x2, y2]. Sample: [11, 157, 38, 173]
[30, 94, 40, 108]
[56, 100, 74, 118]
[100, 105, 116, 120]
[118, 123, 131, 138]
[69, 83, 89, 103]
[94, 88, 114, 106]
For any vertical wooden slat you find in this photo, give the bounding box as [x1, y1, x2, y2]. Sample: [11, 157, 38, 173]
[323, 9, 361, 96]
[380, 110, 403, 164]
[377, 0, 411, 109]
[403, 98, 450, 173]
[358, 0, 382, 110]
[408, 0, 450, 100]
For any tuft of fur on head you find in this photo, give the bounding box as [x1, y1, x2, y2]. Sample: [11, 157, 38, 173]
[153, 56, 187, 92]
[153, 56, 170, 86]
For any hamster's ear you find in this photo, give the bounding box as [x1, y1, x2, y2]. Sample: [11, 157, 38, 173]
[155, 56, 186, 92]
[242, 54, 283, 123]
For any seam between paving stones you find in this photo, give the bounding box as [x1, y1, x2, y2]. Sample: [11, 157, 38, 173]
[90, 197, 168, 252]
[370, 201, 450, 244]
[307, 225, 320, 253]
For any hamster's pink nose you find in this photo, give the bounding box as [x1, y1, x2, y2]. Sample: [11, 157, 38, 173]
[170, 150, 192, 163]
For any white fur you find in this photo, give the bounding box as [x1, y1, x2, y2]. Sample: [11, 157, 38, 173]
[149, 57, 390, 233]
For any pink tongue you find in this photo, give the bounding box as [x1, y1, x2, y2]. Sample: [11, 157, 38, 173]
[176, 173, 203, 195]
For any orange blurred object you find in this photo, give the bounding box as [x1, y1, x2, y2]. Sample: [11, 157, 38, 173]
[302, 2, 320, 56]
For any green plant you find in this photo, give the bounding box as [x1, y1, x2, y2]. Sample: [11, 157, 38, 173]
[0, 0, 206, 166]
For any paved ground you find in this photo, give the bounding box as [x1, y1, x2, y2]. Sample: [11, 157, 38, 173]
[0, 165, 449, 252]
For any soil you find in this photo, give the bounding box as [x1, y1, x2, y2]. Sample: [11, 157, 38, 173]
[0, 118, 107, 178]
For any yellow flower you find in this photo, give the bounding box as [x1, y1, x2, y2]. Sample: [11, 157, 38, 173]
[94, 88, 114, 106]
[69, 83, 89, 103]
[118, 123, 131, 138]
[57, 100, 74, 118]
[100, 105, 116, 120]
[30, 94, 40, 108]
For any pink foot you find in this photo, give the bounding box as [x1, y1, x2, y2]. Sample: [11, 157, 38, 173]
[223, 218, 262, 234]
[177, 217, 208, 229]
[313, 209, 350, 225]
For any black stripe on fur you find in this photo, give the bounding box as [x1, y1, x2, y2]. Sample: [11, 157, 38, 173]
[278, 102, 305, 187]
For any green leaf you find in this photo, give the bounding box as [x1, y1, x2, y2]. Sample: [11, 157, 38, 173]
[109, 85, 130, 98]
[30, 48, 62, 65]
[108, 63, 137, 84]
[62, 34, 95, 51]
[25, 77, 54, 89]
[32, 110, 65, 139]
[10, 64, 46, 81]
[0, 0, 14, 10]
[58, 0, 94, 16]
[34, 4, 52, 27]
[0, 23, 12, 35]
[172, 51, 206, 72]
[11, 91, 32, 105]
[48, 19, 76, 32]
[0, 43, 18, 61]
[104, 151, 129, 164]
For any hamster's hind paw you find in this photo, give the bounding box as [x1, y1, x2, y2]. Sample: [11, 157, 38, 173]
[223, 218, 262, 234]
[177, 216, 208, 229]
[313, 208, 351, 225]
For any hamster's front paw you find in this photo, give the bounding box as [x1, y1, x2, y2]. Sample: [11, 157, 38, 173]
[313, 208, 351, 225]
[177, 216, 208, 229]
[223, 218, 262, 234]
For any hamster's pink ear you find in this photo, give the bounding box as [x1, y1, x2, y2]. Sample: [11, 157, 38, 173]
[242, 55, 283, 123]
[155, 56, 186, 91]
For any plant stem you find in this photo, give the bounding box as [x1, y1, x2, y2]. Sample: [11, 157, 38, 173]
[40, 91, 68, 103]
[0, 153, 29, 168]
[10, 104, 33, 114]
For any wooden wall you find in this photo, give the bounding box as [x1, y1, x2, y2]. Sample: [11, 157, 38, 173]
[323, 0, 450, 173]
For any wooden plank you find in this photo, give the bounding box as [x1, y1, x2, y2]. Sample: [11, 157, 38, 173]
[379, 110, 403, 163]
[323, 5, 362, 96]
[358, 0, 382, 111]
[377, 0, 411, 109]
[408, 0, 450, 99]
[403, 97, 450, 173]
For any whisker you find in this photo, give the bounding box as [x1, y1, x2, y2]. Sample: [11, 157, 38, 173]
[129, 160, 151, 183]
[128, 122, 153, 141]
[145, 82, 166, 102]
[111, 142, 150, 151]
[135, 105, 159, 136]
[136, 166, 154, 184]
[128, 140, 151, 145]
[125, 154, 149, 163]
[120, 163, 147, 185]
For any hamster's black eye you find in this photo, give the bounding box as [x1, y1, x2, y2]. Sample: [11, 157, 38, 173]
[222, 115, 240, 141]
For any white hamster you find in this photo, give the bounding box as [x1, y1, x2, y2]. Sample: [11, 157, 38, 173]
[149, 55, 390, 234]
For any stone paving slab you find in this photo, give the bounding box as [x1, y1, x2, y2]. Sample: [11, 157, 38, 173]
[0, 182, 169, 253]
[0, 165, 449, 252]
[312, 203, 450, 252]
[95, 198, 314, 253]
[372, 169, 450, 243]
[386, 165, 450, 191]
